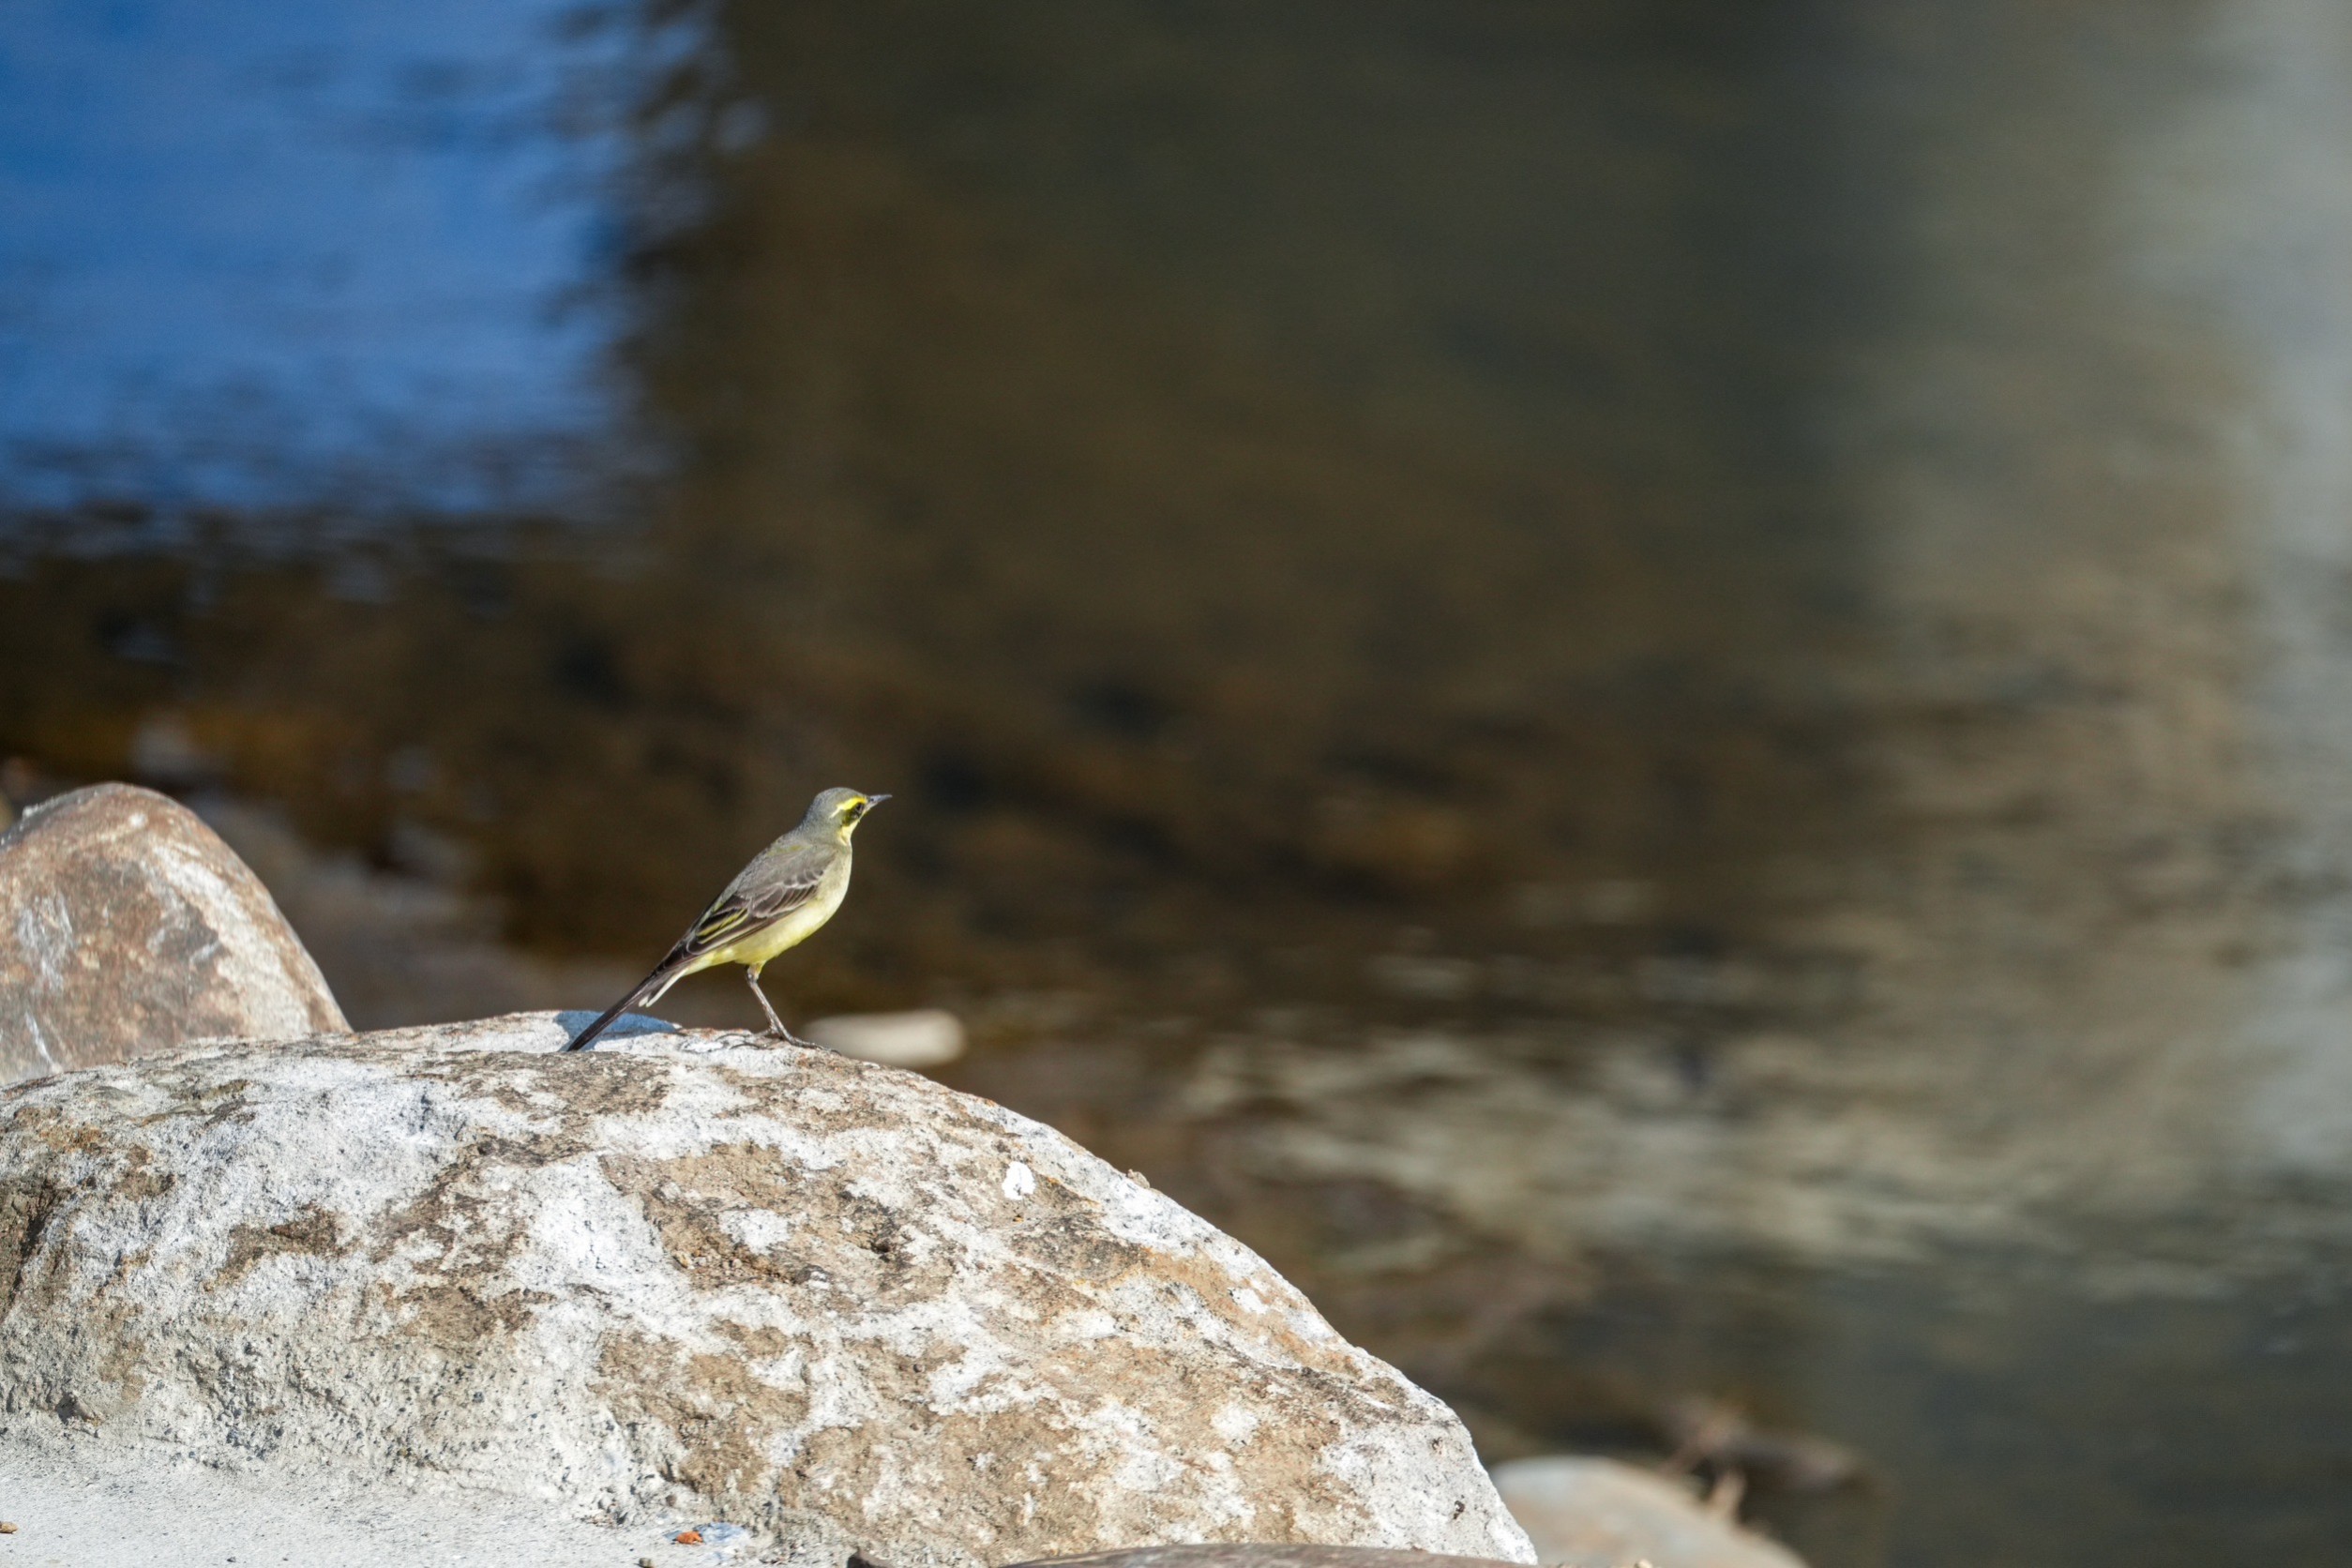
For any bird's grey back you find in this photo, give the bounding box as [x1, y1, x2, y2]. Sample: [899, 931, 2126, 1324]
[733, 826, 840, 900]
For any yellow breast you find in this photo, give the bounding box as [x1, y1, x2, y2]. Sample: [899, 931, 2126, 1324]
[706, 857, 852, 969]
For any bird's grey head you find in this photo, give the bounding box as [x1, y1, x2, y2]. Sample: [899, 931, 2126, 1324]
[807, 786, 890, 838]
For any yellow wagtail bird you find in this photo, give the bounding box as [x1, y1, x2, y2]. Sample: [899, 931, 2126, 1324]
[563, 787, 888, 1053]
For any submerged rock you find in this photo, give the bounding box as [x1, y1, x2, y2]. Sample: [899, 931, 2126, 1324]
[1489, 1456, 1805, 1568]
[0, 1014, 1532, 1568]
[0, 783, 346, 1083]
[805, 1008, 967, 1067]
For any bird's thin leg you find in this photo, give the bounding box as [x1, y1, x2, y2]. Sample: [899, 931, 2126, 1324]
[746, 964, 816, 1048]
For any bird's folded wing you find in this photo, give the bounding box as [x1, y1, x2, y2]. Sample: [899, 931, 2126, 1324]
[672, 865, 828, 959]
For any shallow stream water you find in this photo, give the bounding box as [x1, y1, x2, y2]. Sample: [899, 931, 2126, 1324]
[9, 4, 2352, 1564]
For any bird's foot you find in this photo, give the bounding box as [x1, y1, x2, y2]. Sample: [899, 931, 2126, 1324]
[762, 1025, 827, 1051]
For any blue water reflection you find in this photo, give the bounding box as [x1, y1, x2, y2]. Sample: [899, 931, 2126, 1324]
[0, 0, 656, 520]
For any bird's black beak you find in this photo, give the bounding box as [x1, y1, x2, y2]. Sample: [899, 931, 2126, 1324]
[867, 793, 892, 806]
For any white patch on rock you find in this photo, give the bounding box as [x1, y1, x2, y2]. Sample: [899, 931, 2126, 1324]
[1211, 1404, 1261, 1444]
[21, 1014, 56, 1072]
[727, 1210, 797, 1252]
[15, 897, 72, 991]
[1003, 1159, 1037, 1199]
[1054, 1308, 1119, 1341]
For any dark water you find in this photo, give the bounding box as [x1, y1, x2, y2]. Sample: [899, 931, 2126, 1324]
[9, 3, 2352, 1564]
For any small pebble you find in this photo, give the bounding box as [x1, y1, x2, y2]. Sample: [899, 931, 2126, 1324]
[0, 1520, 17, 1533]
[639, 1559, 656, 1567]
[675, 1530, 705, 1545]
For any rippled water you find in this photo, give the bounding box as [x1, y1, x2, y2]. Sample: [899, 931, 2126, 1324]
[8, 4, 2352, 1564]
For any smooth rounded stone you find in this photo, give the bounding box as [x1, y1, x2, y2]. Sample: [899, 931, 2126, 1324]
[0, 1014, 1533, 1568]
[0, 783, 346, 1083]
[805, 1008, 967, 1067]
[1489, 1457, 1805, 1568]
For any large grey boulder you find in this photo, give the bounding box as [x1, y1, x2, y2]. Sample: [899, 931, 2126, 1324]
[0, 783, 346, 1081]
[0, 1015, 1534, 1567]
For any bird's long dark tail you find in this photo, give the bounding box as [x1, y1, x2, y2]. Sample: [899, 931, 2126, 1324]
[562, 959, 686, 1053]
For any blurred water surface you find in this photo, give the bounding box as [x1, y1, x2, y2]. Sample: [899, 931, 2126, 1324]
[0, 0, 663, 519]
[9, 3, 2352, 1564]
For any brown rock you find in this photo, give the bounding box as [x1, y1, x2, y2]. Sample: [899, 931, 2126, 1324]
[0, 783, 346, 1082]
